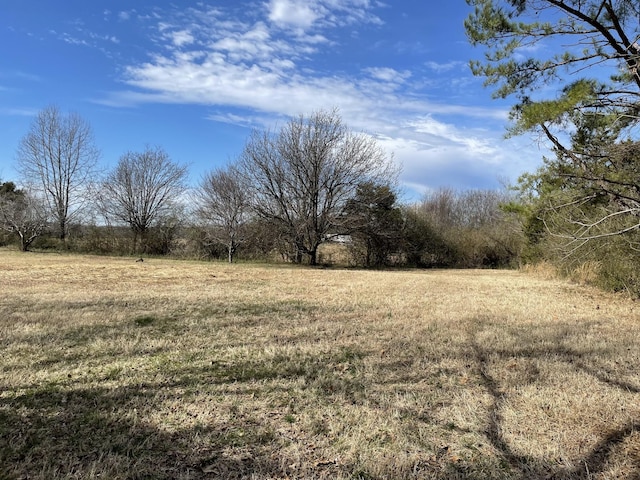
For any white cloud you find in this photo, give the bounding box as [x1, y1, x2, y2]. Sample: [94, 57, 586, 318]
[365, 67, 411, 83]
[169, 29, 195, 47]
[49, 20, 122, 52]
[60, 33, 90, 46]
[102, 2, 545, 195]
[211, 22, 275, 61]
[266, 0, 382, 35]
[113, 3, 386, 113]
[320, 0, 383, 28]
[267, 0, 319, 29]
[425, 60, 466, 73]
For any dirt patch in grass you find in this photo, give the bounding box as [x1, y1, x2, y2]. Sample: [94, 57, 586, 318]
[1, 251, 639, 479]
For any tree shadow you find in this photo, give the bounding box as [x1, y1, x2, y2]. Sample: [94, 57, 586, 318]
[0, 381, 287, 479]
[4, 303, 640, 479]
[0, 344, 371, 479]
[468, 316, 640, 479]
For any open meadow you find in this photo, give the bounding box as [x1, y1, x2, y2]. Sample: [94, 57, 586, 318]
[1, 251, 639, 479]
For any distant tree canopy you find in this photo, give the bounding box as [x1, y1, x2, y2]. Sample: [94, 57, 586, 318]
[3, 104, 524, 275]
[344, 182, 403, 267]
[0, 182, 48, 251]
[238, 109, 396, 265]
[466, 1, 640, 288]
[414, 188, 522, 268]
[0, 182, 20, 197]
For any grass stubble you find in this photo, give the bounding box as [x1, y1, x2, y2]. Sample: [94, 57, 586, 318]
[0, 251, 639, 479]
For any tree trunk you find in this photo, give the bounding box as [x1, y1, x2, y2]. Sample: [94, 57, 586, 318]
[132, 229, 140, 255]
[365, 238, 372, 267]
[19, 232, 29, 252]
[59, 218, 66, 242]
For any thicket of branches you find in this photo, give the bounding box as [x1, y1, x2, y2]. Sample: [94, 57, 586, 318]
[466, 0, 640, 294]
[1, 107, 521, 268]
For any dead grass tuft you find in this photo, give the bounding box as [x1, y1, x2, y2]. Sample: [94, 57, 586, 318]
[568, 260, 602, 286]
[520, 260, 559, 280]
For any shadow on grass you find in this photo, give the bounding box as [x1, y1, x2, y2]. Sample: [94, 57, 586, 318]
[469, 316, 640, 479]
[0, 345, 369, 480]
[3, 304, 640, 479]
[0, 382, 286, 480]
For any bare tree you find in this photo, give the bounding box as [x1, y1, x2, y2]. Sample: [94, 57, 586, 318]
[417, 188, 522, 267]
[239, 109, 395, 265]
[195, 165, 249, 263]
[98, 146, 187, 254]
[0, 182, 48, 251]
[17, 105, 99, 241]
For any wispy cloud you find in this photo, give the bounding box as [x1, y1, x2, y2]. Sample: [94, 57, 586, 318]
[0, 107, 39, 117]
[266, 0, 383, 31]
[167, 29, 194, 47]
[48, 24, 120, 52]
[56, 31, 90, 46]
[425, 60, 467, 73]
[0, 71, 42, 83]
[364, 67, 412, 84]
[99, 2, 539, 194]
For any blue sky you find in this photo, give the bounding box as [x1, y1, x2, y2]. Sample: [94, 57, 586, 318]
[0, 1, 549, 199]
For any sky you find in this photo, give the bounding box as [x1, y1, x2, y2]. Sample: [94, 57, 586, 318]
[0, 0, 551, 200]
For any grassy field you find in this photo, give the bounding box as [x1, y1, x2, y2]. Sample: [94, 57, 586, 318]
[1, 251, 639, 479]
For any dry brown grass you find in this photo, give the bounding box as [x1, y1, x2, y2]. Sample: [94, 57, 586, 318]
[1, 250, 640, 479]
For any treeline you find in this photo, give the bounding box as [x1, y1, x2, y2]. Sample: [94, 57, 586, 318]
[0, 106, 523, 268]
[0, 182, 523, 269]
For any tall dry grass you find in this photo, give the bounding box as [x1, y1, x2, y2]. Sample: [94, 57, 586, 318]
[1, 251, 639, 479]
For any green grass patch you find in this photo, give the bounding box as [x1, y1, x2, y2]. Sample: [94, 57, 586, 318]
[134, 314, 157, 326]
